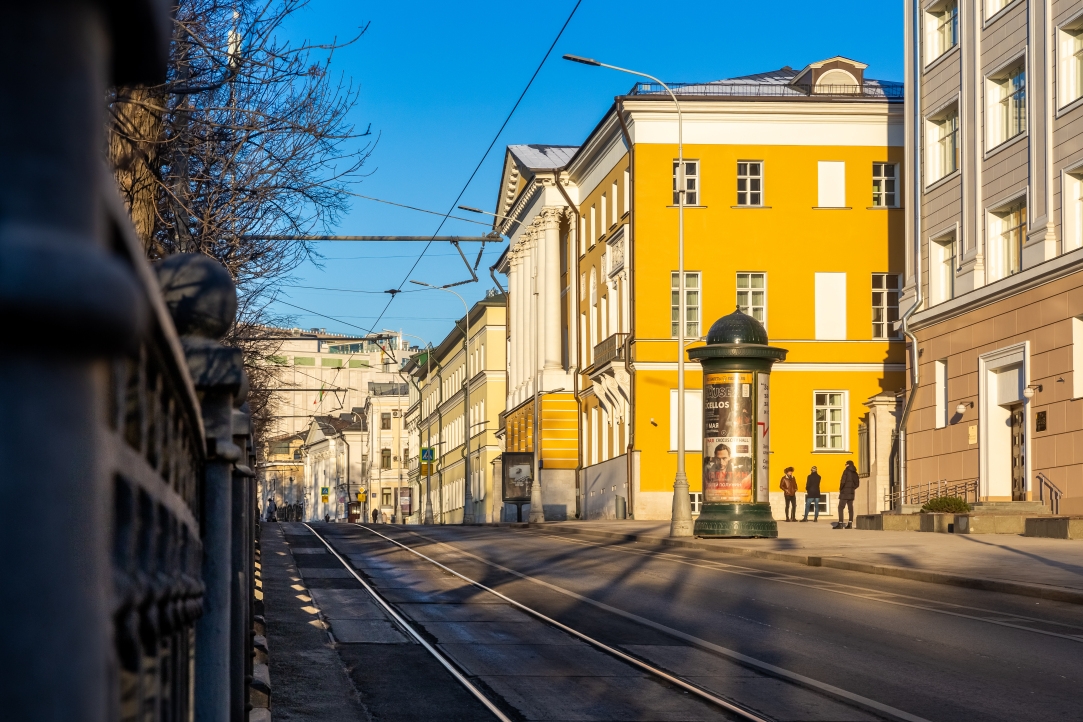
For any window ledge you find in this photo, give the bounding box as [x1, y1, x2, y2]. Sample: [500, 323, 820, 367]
[923, 43, 960, 74]
[1057, 94, 1083, 119]
[666, 205, 708, 209]
[924, 169, 961, 193]
[731, 205, 772, 209]
[866, 206, 903, 210]
[983, 0, 1024, 29]
[984, 130, 1027, 160]
[812, 207, 852, 210]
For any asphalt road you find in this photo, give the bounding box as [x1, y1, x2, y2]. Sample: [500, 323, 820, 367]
[271, 523, 1083, 722]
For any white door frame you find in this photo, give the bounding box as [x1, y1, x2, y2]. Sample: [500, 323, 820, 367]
[977, 342, 1030, 499]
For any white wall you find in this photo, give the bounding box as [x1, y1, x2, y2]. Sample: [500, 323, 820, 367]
[814, 273, 847, 340]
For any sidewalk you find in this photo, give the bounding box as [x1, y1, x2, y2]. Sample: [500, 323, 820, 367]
[512, 520, 1083, 604]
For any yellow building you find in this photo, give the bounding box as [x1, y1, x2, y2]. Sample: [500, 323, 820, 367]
[494, 58, 905, 520]
[404, 293, 507, 523]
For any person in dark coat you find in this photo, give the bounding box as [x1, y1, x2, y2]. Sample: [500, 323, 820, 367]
[801, 467, 822, 522]
[838, 460, 861, 528]
[265, 497, 277, 523]
[779, 467, 798, 521]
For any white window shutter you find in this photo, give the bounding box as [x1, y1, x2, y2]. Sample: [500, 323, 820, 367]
[814, 272, 847, 340]
[818, 161, 846, 207]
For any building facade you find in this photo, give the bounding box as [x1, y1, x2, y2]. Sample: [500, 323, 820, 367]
[496, 58, 906, 520]
[406, 294, 507, 524]
[362, 382, 410, 522]
[902, 0, 1083, 514]
[300, 414, 366, 522]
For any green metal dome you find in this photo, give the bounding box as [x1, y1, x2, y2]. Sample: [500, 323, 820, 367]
[706, 307, 769, 346]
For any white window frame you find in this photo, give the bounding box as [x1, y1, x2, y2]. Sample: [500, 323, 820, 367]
[611, 180, 619, 226]
[1063, 167, 1083, 252]
[600, 193, 607, 237]
[623, 169, 630, 215]
[872, 163, 898, 207]
[930, 230, 957, 306]
[986, 195, 1027, 281]
[669, 389, 703, 451]
[736, 161, 764, 207]
[871, 273, 901, 340]
[590, 204, 597, 247]
[924, 0, 959, 65]
[736, 272, 767, 326]
[986, 60, 1027, 151]
[673, 159, 699, 206]
[985, 0, 1018, 21]
[935, 359, 949, 429]
[670, 271, 701, 339]
[813, 390, 849, 452]
[1073, 316, 1083, 399]
[925, 103, 960, 185]
[1059, 14, 1083, 110]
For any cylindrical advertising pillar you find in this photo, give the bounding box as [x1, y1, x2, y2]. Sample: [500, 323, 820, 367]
[688, 309, 787, 538]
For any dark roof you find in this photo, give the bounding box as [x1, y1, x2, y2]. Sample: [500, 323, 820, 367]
[706, 308, 769, 346]
[368, 382, 409, 397]
[508, 144, 579, 170]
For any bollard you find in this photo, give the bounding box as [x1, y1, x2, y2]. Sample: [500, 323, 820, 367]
[688, 309, 787, 538]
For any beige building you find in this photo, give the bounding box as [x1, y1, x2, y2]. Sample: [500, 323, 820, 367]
[902, 0, 1083, 513]
[405, 293, 507, 524]
[362, 382, 410, 522]
[257, 434, 304, 515]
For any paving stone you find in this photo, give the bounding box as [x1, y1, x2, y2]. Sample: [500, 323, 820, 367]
[309, 589, 388, 619]
[329, 619, 410, 644]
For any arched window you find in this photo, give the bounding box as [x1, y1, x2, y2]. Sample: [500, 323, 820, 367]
[817, 69, 859, 93]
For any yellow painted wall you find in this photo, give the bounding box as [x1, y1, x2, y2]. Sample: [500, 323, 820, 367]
[506, 393, 579, 469]
[630, 141, 905, 495]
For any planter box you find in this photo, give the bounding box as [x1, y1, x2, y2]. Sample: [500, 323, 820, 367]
[919, 513, 954, 533]
[1024, 516, 1083, 539]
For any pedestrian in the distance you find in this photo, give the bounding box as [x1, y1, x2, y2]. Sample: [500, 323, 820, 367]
[265, 497, 277, 523]
[779, 467, 798, 522]
[801, 466, 822, 522]
[838, 460, 860, 529]
[371, 508, 380, 524]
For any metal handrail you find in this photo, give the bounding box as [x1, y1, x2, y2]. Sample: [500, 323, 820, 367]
[1036, 472, 1063, 515]
[630, 81, 904, 99]
[884, 477, 979, 508]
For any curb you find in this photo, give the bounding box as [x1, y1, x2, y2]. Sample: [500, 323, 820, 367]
[510, 523, 1083, 606]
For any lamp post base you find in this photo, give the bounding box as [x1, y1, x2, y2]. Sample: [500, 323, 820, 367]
[694, 502, 778, 538]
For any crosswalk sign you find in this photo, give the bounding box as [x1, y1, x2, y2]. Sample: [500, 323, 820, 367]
[420, 447, 435, 462]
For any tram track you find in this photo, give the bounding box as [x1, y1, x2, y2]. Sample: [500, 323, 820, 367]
[307, 522, 933, 722]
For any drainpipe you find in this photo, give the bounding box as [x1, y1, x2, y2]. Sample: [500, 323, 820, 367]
[616, 99, 637, 519]
[895, 0, 923, 509]
[555, 173, 585, 518]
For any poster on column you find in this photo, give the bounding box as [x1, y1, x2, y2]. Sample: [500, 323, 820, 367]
[757, 373, 770, 503]
[702, 372, 754, 503]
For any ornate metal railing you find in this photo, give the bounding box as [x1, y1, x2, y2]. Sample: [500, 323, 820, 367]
[0, 3, 258, 721]
[630, 81, 905, 99]
[593, 333, 629, 369]
[884, 478, 979, 508]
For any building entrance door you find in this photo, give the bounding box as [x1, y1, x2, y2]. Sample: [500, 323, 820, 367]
[1010, 404, 1026, 501]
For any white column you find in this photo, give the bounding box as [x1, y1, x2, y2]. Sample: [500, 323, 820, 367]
[541, 208, 562, 371]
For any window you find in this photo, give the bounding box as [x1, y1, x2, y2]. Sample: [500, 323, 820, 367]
[601, 194, 607, 235]
[670, 272, 701, 338]
[925, 0, 958, 63]
[814, 392, 846, 450]
[382, 488, 391, 506]
[814, 272, 847, 340]
[381, 448, 391, 469]
[736, 161, 763, 206]
[673, 160, 699, 205]
[872, 163, 897, 207]
[580, 217, 586, 255]
[926, 107, 959, 183]
[935, 359, 949, 429]
[1065, 172, 1083, 251]
[932, 235, 956, 305]
[736, 273, 766, 324]
[1059, 22, 1083, 108]
[381, 412, 391, 430]
[985, 0, 1011, 19]
[871, 273, 900, 339]
[1073, 316, 1083, 398]
[988, 200, 1026, 279]
[623, 169, 630, 215]
[612, 180, 619, 225]
[690, 492, 703, 515]
[669, 389, 703, 451]
[590, 205, 596, 246]
[987, 64, 1026, 148]
[817, 161, 846, 207]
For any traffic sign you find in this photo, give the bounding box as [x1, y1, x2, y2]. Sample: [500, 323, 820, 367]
[420, 447, 435, 462]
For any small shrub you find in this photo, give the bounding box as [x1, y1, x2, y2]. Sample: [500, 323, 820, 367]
[920, 496, 971, 514]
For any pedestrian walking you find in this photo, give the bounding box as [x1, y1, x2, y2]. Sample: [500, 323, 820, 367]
[779, 467, 798, 521]
[801, 467, 822, 522]
[265, 497, 277, 523]
[838, 460, 860, 529]
[371, 508, 380, 524]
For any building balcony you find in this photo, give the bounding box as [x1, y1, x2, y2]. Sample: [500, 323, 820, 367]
[592, 333, 628, 370]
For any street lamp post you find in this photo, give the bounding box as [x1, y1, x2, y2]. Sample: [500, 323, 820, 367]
[564, 55, 693, 537]
[410, 281, 475, 524]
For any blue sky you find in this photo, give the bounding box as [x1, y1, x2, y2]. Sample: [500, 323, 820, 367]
[273, 0, 904, 347]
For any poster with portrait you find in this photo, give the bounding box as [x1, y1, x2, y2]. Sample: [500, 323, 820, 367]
[702, 372, 755, 503]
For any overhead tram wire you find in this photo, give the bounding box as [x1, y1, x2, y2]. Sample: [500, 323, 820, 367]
[362, 0, 585, 335]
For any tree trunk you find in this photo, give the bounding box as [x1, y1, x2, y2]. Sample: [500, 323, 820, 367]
[108, 86, 164, 258]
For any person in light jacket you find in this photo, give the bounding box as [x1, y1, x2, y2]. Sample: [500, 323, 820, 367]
[838, 460, 861, 529]
[801, 467, 821, 522]
[779, 467, 798, 522]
